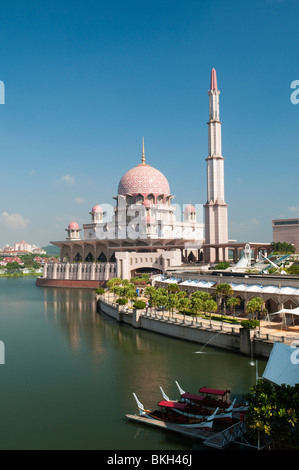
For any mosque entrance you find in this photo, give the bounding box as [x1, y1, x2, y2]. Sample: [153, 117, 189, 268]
[131, 267, 162, 278]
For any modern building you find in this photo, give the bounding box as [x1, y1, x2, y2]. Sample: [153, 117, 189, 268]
[272, 218, 299, 252]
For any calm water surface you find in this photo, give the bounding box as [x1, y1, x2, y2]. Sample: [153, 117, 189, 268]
[0, 277, 266, 450]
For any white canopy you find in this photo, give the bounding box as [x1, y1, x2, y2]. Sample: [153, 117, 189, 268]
[269, 307, 299, 316]
[267, 307, 299, 328]
[262, 343, 299, 386]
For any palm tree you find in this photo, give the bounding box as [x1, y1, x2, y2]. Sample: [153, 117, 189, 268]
[144, 285, 156, 309]
[246, 297, 264, 321]
[167, 294, 179, 318]
[179, 297, 191, 323]
[227, 297, 241, 317]
[203, 298, 218, 327]
[190, 296, 204, 321]
[215, 283, 234, 316]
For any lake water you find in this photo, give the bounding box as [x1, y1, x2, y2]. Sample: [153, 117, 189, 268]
[0, 277, 266, 450]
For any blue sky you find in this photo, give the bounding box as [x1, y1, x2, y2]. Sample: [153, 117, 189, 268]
[0, 0, 298, 247]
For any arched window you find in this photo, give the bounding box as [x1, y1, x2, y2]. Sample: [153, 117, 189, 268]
[157, 195, 164, 204]
[97, 252, 107, 262]
[147, 194, 155, 204]
[136, 194, 144, 204]
[74, 253, 82, 262]
[126, 195, 133, 206]
[85, 252, 95, 263]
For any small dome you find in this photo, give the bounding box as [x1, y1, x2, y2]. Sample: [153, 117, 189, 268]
[184, 204, 196, 213]
[68, 221, 79, 230]
[91, 204, 103, 213]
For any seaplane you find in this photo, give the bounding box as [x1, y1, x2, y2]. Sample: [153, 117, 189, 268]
[160, 386, 235, 422]
[132, 393, 218, 430]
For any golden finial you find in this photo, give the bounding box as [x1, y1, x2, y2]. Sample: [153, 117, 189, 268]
[141, 137, 145, 164]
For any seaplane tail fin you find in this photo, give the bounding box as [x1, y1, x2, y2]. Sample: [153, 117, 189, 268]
[160, 386, 170, 401]
[207, 407, 219, 421]
[175, 381, 185, 395]
[133, 393, 145, 415]
[227, 398, 236, 412]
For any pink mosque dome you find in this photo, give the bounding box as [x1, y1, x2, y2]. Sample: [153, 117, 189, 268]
[118, 162, 170, 197]
[91, 204, 103, 213]
[68, 221, 80, 230]
[184, 203, 196, 213]
[117, 140, 170, 198]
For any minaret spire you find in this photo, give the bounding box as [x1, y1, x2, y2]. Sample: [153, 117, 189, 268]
[204, 68, 228, 263]
[210, 68, 218, 90]
[141, 137, 146, 164]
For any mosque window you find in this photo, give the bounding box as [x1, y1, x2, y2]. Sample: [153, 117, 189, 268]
[136, 194, 144, 204]
[147, 194, 155, 204]
[97, 252, 107, 262]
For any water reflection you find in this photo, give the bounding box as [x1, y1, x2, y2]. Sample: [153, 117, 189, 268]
[41, 287, 265, 402]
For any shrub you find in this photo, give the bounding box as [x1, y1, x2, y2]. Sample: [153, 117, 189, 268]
[95, 287, 105, 295]
[116, 298, 128, 305]
[241, 319, 259, 329]
[133, 300, 146, 310]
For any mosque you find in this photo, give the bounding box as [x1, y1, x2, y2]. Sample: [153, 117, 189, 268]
[37, 69, 269, 288]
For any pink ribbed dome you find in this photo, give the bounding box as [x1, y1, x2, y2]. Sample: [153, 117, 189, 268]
[68, 221, 79, 230]
[184, 204, 196, 213]
[91, 204, 103, 213]
[118, 163, 170, 197]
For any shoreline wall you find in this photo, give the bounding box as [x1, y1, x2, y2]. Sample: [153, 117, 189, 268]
[98, 297, 274, 358]
[36, 277, 102, 288]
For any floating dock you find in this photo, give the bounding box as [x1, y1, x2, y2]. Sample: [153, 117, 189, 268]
[126, 413, 247, 449]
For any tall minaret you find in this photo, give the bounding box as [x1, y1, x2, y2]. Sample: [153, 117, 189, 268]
[204, 68, 228, 262]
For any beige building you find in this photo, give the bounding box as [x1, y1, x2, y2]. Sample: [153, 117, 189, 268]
[272, 218, 299, 252]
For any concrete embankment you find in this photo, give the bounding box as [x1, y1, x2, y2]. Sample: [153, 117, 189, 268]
[97, 297, 274, 358]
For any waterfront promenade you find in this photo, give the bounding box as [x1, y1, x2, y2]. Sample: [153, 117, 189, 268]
[97, 294, 299, 359]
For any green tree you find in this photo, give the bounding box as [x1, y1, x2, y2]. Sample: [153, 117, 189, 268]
[95, 287, 105, 295]
[246, 380, 299, 449]
[166, 293, 179, 317]
[246, 297, 264, 321]
[287, 264, 299, 275]
[167, 283, 180, 295]
[190, 296, 203, 318]
[203, 298, 218, 327]
[215, 283, 233, 316]
[227, 296, 241, 317]
[270, 242, 295, 254]
[6, 262, 21, 272]
[144, 285, 156, 307]
[107, 277, 122, 288]
[178, 297, 191, 323]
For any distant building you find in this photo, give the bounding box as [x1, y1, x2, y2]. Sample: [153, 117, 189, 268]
[272, 218, 299, 252]
[0, 241, 46, 256]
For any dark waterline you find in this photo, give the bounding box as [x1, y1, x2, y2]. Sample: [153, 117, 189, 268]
[0, 277, 266, 450]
